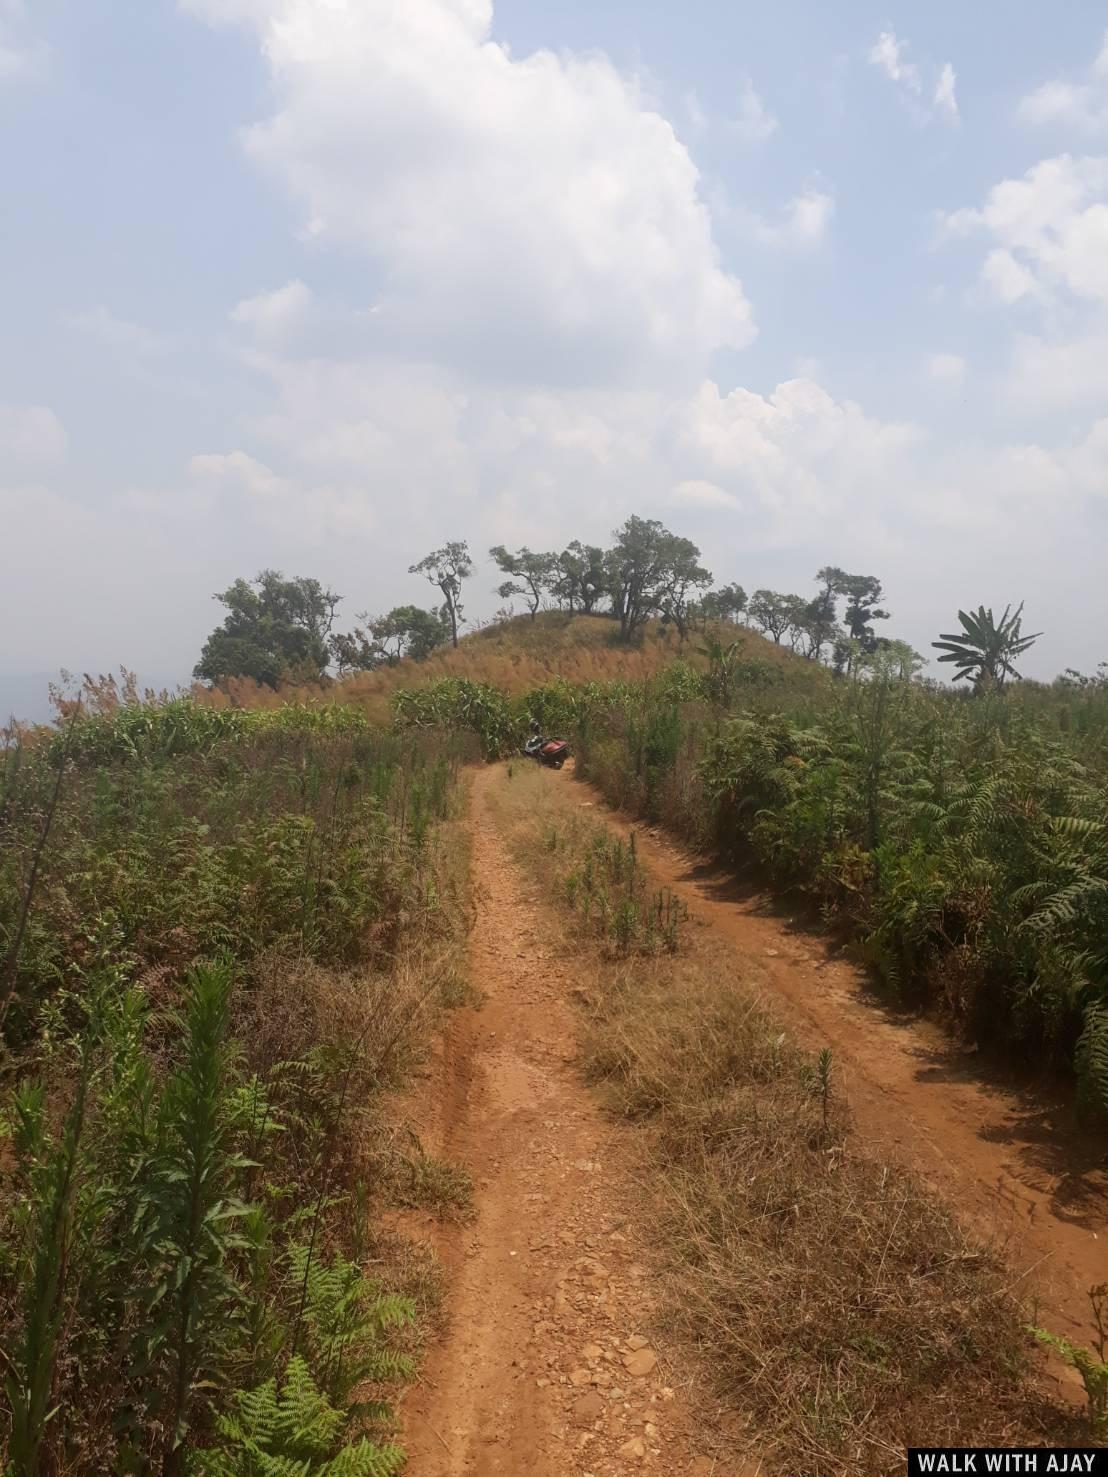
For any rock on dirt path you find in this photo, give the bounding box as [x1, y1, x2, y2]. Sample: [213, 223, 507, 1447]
[399, 767, 732, 1477]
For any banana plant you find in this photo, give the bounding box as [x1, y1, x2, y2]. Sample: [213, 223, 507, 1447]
[932, 603, 1041, 691]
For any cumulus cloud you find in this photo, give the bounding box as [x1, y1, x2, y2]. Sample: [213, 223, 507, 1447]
[0, 403, 68, 464]
[1019, 30, 1108, 133]
[731, 80, 777, 143]
[944, 154, 1108, 305]
[944, 152, 1108, 410]
[675, 378, 920, 535]
[146, 0, 1108, 682]
[183, 0, 754, 386]
[980, 248, 1040, 304]
[230, 280, 313, 340]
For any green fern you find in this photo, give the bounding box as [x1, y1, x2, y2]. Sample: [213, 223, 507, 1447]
[1076, 1002, 1108, 1117]
[199, 1354, 406, 1475]
[288, 1244, 415, 1408]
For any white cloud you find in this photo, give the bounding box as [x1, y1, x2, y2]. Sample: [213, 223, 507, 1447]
[183, 0, 754, 386]
[981, 248, 1039, 303]
[725, 189, 835, 250]
[0, 403, 68, 464]
[230, 279, 313, 339]
[927, 353, 966, 385]
[777, 191, 835, 246]
[944, 155, 1108, 305]
[731, 79, 777, 144]
[189, 449, 292, 500]
[184, 449, 378, 543]
[673, 478, 739, 510]
[1019, 31, 1108, 133]
[869, 31, 958, 122]
[943, 153, 1108, 408]
[934, 63, 958, 122]
[869, 31, 921, 93]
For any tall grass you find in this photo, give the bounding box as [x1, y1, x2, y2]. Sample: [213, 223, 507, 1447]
[0, 710, 475, 1469]
[371, 621, 1108, 1113]
[561, 665, 1108, 1114]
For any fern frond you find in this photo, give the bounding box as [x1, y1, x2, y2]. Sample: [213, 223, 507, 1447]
[1076, 1002, 1108, 1118]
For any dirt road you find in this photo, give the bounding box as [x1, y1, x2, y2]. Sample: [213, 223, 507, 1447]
[570, 776, 1108, 1347]
[400, 767, 733, 1476]
[400, 761, 1105, 1473]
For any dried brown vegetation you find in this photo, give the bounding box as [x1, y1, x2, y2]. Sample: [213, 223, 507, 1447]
[489, 764, 1085, 1474]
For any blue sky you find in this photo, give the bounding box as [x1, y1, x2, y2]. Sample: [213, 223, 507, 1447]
[3, 0, 1108, 708]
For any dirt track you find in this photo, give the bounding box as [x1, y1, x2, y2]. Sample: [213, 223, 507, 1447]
[400, 766, 734, 1476]
[401, 762, 1107, 1472]
[568, 775, 1108, 1348]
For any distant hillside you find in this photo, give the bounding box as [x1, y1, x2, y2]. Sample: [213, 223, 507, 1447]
[197, 612, 817, 718]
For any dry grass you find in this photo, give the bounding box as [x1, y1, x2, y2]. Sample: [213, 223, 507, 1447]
[490, 763, 1084, 1474]
[190, 613, 803, 719]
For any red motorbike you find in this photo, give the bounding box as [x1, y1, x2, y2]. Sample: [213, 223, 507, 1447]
[523, 723, 570, 770]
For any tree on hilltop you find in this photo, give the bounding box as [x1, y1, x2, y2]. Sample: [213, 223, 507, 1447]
[605, 516, 712, 643]
[409, 541, 473, 648]
[553, 542, 608, 614]
[489, 546, 558, 621]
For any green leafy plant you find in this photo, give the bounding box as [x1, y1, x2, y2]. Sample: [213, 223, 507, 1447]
[200, 1355, 406, 1475]
[129, 963, 249, 1471]
[4, 1036, 94, 1475]
[932, 603, 1042, 692]
[1031, 1284, 1108, 1436]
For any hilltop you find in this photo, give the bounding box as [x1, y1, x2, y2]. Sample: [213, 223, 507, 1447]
[195, 610, 820, 720]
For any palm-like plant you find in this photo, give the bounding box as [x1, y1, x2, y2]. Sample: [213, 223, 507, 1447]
[932, 603, 1041, 691]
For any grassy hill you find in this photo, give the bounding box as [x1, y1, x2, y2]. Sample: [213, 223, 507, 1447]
[194, 611, 818, 720]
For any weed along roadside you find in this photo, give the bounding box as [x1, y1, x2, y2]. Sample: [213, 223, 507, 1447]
[0, 704, 478, 1471]
[483, 760, 1095, 1471]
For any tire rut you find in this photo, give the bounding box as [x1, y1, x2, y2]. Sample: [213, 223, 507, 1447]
[569, 774, 1108, 1350]
[400, 767, 729, 1477]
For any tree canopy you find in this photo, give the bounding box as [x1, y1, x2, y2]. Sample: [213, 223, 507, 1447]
[605, 516, 712, 643]
[489, 546, 558, 620]
[194, 571, 340, 687]
[329, 605, 450, 674]
[552, 542, 608, 614]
